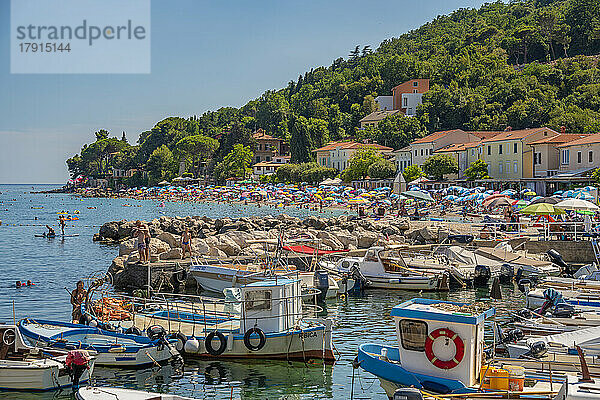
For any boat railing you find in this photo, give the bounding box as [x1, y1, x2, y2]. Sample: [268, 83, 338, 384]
[85, 286, 322, 332]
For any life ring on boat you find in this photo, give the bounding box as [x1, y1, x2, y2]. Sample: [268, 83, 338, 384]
[243, 327, 266, 351]
[205, 331, 227, 356]
[424, 328, 464, 370]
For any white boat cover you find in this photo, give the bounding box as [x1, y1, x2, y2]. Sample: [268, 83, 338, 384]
[527, 325, 600, 348]
[435, 245, 502, 268]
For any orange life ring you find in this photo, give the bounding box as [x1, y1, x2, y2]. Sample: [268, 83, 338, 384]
[424, 328, 465, 369]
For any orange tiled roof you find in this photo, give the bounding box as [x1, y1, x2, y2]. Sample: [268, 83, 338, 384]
[359, 110, 402, 122]
[312, 141, 393, 152]
[469, 131, 504, 140]
[411, 129, 465, 144]
[435, 142, 481, 152]
[557, 132, 600, 147]
[252, 129, 282, 141]
[481, 127, 558, 142]
[529, 134, 589, 145]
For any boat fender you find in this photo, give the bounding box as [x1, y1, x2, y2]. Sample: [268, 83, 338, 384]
[243, 327, 266, 352]
[204, 331, 227, 355]
[170, 332, 187, 352]
[502, 329, 524, 343]
[88, 319, 98, 328]
[184, 336, 200, 353]
[526, 341, 547, 358]
[204, 362, 227, 385]
[424, 328, 464, 369]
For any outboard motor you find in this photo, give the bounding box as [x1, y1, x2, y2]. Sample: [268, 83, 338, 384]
[393, 388, 424, 400]
[474, 265, 492, 286]
[65, 350, 91, 391]
[514, 308, 532, 320]
[547, 249, 571, 276]
[502, 328, 524, 343]
[517, 278, 535, 293]
[348, 264, 368, 294]
[552, 303, 575, 318]
[313, 270, 329, 304]
[524, 341, 547, 359]
[499, 264, 514, 284]
[146, 325, 168, 350]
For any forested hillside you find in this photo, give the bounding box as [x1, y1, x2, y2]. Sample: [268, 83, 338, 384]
[67, 0, 600, 184]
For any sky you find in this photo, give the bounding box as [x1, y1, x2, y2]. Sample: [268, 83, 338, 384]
[0, 0, 488, 184]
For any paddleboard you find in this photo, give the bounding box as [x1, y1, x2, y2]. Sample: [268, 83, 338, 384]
[35, 234, 79, 238]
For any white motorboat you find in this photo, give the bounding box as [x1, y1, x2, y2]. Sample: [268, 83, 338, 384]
[0, 323, 94, 391]
[19, 319, 179, 367]
[77, 386, 195, 400]
[320, 246, 449, 291]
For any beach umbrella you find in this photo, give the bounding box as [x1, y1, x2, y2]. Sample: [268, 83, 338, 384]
[520, 203, 565, 215]
[486, 197, 513, 208]
[501, 189, 516, 196]
[482, 194, 509, 206]
[530, 196, 560, 205]
[555, 198, 599, 212]
[348, 197, 369, 204]
[582, 186, 596, 191]
[401, 190, 434, 202]
[523, 191, 536, 196]
[573, 191, 595, 201]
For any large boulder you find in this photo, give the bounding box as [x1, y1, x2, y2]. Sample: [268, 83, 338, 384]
[99, 221, 120, 240]
[119, 238, 137, 256]
[213, 235, 241, 256]
[335, 229, 359, 249]
[226, 231, 253, 249]
[149, 238, 170, 256]
[354, 228, 379, 248]
[117, 220, 137, 239]
[159, 248, 183, 260]
[303, 216, 326, 230]
[191, 238, 210, 255]
[316, 231, 344, 251]
[157, 232, 181, 248]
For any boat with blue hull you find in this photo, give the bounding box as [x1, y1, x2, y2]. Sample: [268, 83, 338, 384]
[355, 298, 579, 398]
[18, 319, 178, 368]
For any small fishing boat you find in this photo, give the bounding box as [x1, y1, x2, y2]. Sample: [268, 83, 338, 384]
[356, 298, 571, 397]
[0, 323, 95, 391]
[320, 246, 449, 291]
[18, 319, 178, 367]
[77, 386, 195, 400]
[84, 278, 335, 363]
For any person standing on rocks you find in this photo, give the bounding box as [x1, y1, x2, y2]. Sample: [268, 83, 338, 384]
[143, 223, 151, 263]
[70, 280, 87, 324]
[133, 220, 149, 264]
[181, 227, 192, 259]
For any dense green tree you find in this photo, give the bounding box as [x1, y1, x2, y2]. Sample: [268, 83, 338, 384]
[464, 159, 491, 180]
[174, 135, 219, 177]
[422, 154, 459, 180]
[146, 145, 176, 184]
[367, 159, 397, 179]
[216, 144, 254, 180]
[402, 165, 424, 183]
[341, 148, 384, 181]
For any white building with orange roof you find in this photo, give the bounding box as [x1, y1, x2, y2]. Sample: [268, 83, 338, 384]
[528, 133, 589, 177]
[556, 132, 600, 173]
[410, 129, 482, 167]
[313, 141, 393, 172]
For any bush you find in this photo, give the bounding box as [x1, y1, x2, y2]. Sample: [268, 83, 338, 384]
[367, 159, 397, 179]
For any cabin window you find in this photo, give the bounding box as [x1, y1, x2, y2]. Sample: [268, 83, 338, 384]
[365, 250, 379, 263]
[245, 290, 272, 311]
[399, 319, 428, 351]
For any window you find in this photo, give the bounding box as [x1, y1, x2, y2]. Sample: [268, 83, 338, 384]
[578, 151, 582, 163]
[413, 81, 418, 87]
[487, 146, 491, 155]
[403, 97, 408, 107]
[514, 143, 518, 153]
[562, 149, 570, 164]
[499, 144, 503, 155]
[590, 151, 593, 163]
[506, 161, 510, 174]
[414, 150, 418, 156]
[499, 163, 503, 173]
[514, 162, 518, 173]
[421, 149, 423, 156]
[534, 153, 541, 165]
[399, 319, 427, 351]
[245, 290, 272, 311]
[256, 156, 261, 163]
[471, 149, 475, 156]
[413, 89, 418, 93]
[266, 156, 271, 162]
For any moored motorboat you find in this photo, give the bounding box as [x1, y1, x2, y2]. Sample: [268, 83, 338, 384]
[0, 323, 94, 391]
[18, 319, 178, 367]
[77, 386, 195, 399]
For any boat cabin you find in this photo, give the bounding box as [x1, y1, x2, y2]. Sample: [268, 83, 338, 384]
[240, 278, 302, 334]
[390, 299, 494, 387]
[337, 246, 411, 275]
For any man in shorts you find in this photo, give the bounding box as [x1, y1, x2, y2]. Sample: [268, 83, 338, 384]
[133, 220, 148, 263]
[181, 227, 192, 259]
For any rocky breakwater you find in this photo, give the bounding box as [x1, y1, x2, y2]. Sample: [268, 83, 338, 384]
[96, 214, 425, 291]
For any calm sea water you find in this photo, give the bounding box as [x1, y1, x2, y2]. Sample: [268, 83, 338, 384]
[0, 184, 525, 400]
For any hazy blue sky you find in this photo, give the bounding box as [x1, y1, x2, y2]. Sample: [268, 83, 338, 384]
[0, 0, 487, 184]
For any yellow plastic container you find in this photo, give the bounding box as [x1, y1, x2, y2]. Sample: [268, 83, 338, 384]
[504, 365, 525, 392]
[480, 366, 509, 390]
